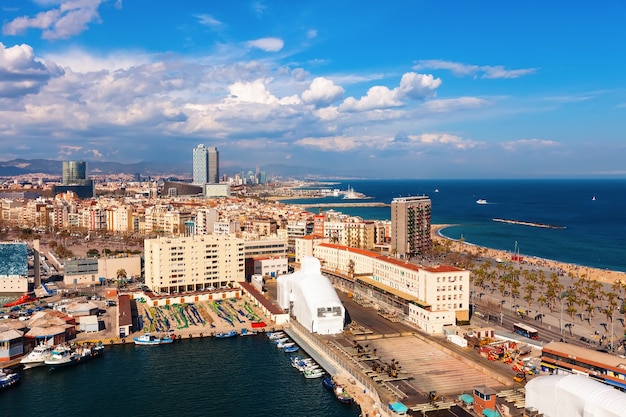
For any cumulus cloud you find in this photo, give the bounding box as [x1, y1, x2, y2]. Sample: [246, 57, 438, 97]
[295, 135, 361, 151]
[339, 72, 441, 112]
[0, 42, 64, 97]
[501, 138, 559, 152]
[246, 37, 284, 52]
[406, 133, 483, 150]
[415, 59, 536, 79]
[301, 77, 344, 107]
[3, 0, 106, 40]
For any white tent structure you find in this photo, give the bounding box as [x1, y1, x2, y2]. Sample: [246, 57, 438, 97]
[277, 256, 345, 335]
[525, 374, 626, 417]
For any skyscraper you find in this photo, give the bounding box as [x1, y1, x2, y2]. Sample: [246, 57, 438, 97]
[207, 146, 219, 184]
[391, 195, 432, 258]
[192, 144, 208, 185]
[62, 161, 88, 185]
[193, 144, 219, 184]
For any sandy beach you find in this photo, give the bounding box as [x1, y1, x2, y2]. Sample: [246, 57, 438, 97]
[432, 224, 626, 286]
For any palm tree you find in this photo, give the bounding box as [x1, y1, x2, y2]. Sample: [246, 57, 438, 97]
[116, 268, 128, 288]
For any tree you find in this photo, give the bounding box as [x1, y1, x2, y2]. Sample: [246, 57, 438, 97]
[116, 268, 128, 288]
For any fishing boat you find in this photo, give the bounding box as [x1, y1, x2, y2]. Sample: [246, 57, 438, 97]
[0, 369, 20, 390]
[46, 343, 104, 369]
[215, 330, 238, 338]
[133, 333, 174, 346]
[272, 337, 289, 345]
[20, 343, 52, 369]
[334, 384, 353, 404]
[44, 344, 74, 367]
[240, 328, 257, 336]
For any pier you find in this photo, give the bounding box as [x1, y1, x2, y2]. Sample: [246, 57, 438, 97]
[290, 202, 390, 208]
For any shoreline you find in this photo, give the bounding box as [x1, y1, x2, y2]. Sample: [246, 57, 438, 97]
[432, 224, 626, 285]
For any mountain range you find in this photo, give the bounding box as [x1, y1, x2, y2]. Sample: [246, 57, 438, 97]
[0, 159, 345, 180]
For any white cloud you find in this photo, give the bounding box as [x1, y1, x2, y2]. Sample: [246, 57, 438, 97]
[195, 14, 223, 30]
[295, 135, 361, 151]
[415, 59, 536, 79]
[227, 79, 279, 104]
[306, 29, 318, 39]
[396, 72, 441, 100]
[3, 0, 106, 40]
[43, 48, 150, 73]
[246, 37, 284, 52]
[301, 77, 344, 107]
[407, 133, 483, 150]
[0, 42, 64, 97]
[501, 138, 559, 152]
[422, 97, 487, 113]
[339, 72, 441, 112]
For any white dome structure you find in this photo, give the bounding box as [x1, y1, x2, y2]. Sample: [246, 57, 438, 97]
[277, 256, 345, 335]
[525, 374, 626, 417]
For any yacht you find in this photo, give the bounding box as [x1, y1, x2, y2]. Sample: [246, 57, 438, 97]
[20, 343, 52, 369]
[476, 199, 488, 205]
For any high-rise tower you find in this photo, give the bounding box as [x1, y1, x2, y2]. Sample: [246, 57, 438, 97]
[192, 144, 208, 185]
[207, 146, 219, 184]
[193, 144, 219, 184]
[391, 195, 432, 259]
[62, 161, 88, 185]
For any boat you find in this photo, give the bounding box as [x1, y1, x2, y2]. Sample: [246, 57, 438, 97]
[133, 333, 174, 346]
[44, 344, 74, 367]
[476, 199, 488, 205]
[272, 337, 289, 345]
[277, 341, 294, 349]
[322, 376, 336, 390]
[20, 343, 53, 369]
[267, 331, 285, 340]
[2, 292, 36, 308]
[0, 369, 20, 390]
[334, 384, 353, 404]
[303, 368, 325, 379]
[283, 345, 299, 353]
[240, 328, 257, 336]
[592, 196, 596, 201]
[45, 343, 104, 369]
[215, 330, 238, 338]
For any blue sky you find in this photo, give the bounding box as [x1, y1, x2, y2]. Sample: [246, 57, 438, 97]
[1, 1, 625, 179]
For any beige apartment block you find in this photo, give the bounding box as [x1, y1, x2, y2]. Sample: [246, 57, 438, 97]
[144, 234, 245, 294]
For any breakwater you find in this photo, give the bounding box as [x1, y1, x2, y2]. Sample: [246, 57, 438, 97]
[492, 218, 566, 229]
[291, 202, 390, 208]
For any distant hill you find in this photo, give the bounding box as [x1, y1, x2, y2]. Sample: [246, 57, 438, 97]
[0, 159, 351, 179]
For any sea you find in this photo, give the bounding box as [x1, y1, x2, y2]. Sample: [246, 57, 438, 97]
[0, 335, 361, 417]
[286, 178, 626, 273]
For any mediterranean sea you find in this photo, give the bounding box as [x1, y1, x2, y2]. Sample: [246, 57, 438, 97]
[286, 179, 626, 273]
[0, 335, 361, 417]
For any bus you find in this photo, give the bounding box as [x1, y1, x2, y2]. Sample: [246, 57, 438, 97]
[513, 322, 539, 340]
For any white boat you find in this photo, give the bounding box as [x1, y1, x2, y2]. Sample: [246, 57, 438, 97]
[278, 341, 295, 349]
[303, 368, 325, 379]
[273, 337, 289, 345]
[44, 344, 74, 367]
[476, 199, 488, 205]
[20, 343, 52, 369]
[267, 331, 285, 340]
[133, 333, 174, 346]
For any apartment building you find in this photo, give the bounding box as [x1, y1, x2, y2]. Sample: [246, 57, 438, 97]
[144, 234, 245, 294]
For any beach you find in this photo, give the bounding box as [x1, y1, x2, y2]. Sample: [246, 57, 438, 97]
[432, 224, 626, 286]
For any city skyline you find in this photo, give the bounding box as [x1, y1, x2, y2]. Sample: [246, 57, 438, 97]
[1, 1, 625, 179]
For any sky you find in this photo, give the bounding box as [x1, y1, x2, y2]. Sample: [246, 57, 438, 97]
[1, 1, 625, 179]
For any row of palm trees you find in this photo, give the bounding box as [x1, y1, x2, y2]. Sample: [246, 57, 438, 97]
[470, 259, 626, 327]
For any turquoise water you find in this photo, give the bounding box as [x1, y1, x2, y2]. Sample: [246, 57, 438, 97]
[287, 179, 626, 272]
[0, 336, 360, 417]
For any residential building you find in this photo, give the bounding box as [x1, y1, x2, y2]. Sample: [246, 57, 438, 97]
[144, 234, 245, 294]
[391, 195, 432, 258]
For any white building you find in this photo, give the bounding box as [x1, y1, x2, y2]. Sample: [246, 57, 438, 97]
[313, 243, 470, 334]
[277, 256, 345, 335]
[525, 374, 626, 417]
[253, 257, 288, 279]
[144, 234, 245, 294]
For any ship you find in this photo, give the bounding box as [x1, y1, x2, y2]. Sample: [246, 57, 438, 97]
[476, 199, 488, 205]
